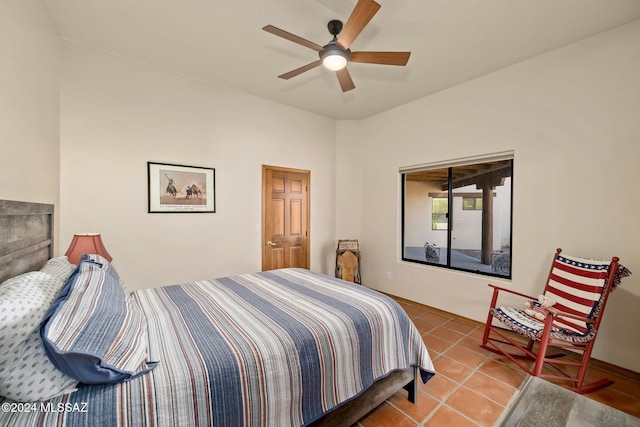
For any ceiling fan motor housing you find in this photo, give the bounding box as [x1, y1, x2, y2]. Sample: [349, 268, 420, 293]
[327, 20, 343, 36]
[320, 43, 351, 60]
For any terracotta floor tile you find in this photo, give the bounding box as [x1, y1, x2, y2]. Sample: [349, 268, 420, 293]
[404, 304, 429, 318]
[488, 334, 531, 351]
[447, 386, 505, 426]
[412, 317, 441, 334]
[583, 366, 624, 387]
[359, 401, 417, 427]
[468, 327, 487, 340]
[606, 373, 640, 396]
[585, 387, 640, 418]
[422, 333, 455, 354]
[463, 372, 518, 406]
[584, 365, 608, 378]
[421, 373, 458, 401]
[424, 405, 478, 427]
[429, 326, 465, 343]
[433, 355, 473, 383]
[458, 335, 487, 354]
[428, 350, 443, 360]
[420, 312, 450, 325]
[442, 319, 478, 335]
[444, 345, 487, 369]
[538, 362, 574, 377]
[478, 359, 528, 388]
[389, 389, 440, 423]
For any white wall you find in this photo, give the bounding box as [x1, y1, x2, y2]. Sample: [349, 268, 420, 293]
[335, 120, 363, 242]
[60, 42, 337, 289]
[337, 20, 640, 371]
[0, 0, 60, 245]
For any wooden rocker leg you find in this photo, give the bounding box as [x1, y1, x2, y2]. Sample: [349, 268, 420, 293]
[568, 342, 614, 394]
[537, 341, 615, 394]
[572, 378, 614, 394]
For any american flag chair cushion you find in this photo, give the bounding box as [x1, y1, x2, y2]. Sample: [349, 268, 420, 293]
[491, 252, 625, 344]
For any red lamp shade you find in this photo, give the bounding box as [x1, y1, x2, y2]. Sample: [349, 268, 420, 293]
[65, 233, 112, 265]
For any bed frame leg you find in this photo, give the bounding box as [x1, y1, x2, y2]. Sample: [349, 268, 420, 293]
[403, 380, 416, 403]
[403, 367, 418, 403]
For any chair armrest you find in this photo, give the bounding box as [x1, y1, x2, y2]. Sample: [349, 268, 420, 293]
[488, 283, 537, 301]
[546, 306, 595, 324]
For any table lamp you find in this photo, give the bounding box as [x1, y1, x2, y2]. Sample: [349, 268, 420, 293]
[65, 233, 112, 265]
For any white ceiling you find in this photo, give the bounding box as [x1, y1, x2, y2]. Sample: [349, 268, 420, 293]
[45, 0, 640, 120]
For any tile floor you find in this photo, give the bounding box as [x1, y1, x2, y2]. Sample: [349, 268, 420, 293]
[354, 296, 640, 426]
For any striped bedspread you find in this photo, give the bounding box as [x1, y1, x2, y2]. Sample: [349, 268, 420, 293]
[1, 268, 434, 426]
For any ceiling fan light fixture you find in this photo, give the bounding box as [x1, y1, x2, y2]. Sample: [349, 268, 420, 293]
[320, 45, 350, 71]
[323, 53, 347, 71]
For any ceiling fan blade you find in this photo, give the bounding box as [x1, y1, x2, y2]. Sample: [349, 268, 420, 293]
[337, 0, 381, 50]
[336, 67, 355, 92]
[278, 60, 323, 80]
[263, 25, 324, 52]
[350, 51, 411, 66]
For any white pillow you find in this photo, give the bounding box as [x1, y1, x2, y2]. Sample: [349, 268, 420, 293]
[0, 271, 62, 345]
[0, 330, 77, 401]
[0, 271, 78, 401]
[39, 256, 76, 283]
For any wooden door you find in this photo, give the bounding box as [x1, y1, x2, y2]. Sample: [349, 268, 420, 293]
[262, 165, 310, 271]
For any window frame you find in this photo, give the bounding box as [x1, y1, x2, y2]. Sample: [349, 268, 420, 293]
[462, 197, 482, 210]
[400, 156, 513, 279]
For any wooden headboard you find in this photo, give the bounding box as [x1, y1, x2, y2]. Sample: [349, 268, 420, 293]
[0, 199, 54, 282]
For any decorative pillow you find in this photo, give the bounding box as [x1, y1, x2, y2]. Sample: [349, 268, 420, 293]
[0, 271, 78, 401]
[39, 256, 76, 283]
[41, 256, 157, 384]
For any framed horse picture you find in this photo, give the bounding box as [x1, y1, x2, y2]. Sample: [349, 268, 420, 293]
[147, 162, 216, 213]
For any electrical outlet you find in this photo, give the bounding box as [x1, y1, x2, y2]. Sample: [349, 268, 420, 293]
[386, 272, 392, 280]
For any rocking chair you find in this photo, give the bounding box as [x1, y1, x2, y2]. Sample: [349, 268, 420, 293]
[481, 248, 631, 394]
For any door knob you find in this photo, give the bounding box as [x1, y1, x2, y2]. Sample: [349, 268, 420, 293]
[267, 241, 277, 246]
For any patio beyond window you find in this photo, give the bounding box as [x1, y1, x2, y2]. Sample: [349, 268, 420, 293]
[401, 157, 513, 278]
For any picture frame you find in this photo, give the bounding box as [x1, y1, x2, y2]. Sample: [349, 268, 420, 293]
[147, 162, 215, 213]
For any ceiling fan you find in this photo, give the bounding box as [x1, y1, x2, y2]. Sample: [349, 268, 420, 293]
[263, 0, 411, 92]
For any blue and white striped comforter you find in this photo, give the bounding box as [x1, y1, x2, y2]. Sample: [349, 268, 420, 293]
[2, 268, 434, 426]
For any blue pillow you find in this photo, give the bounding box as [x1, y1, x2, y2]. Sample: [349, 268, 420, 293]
[40, 255, 157, 384]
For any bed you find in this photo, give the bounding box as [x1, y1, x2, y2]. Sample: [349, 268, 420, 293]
[0, 199, 435, 426]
